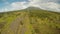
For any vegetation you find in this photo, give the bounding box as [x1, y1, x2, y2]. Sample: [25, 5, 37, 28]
[0, 7, 60, 34]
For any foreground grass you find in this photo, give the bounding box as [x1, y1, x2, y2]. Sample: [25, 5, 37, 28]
[0, 8, 60, 34]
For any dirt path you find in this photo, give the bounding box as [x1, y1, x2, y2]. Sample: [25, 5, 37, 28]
[9, 13, 26, 34]
[1, 13, 27, 34]
[1, 12, 32, 34]
[10, 16, 23, 34]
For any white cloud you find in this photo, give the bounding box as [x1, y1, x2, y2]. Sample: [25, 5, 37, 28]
[38, 2, 60, 11]
[0, 1, 29, 12]
[29, 0, 60, 12]
[10, 1, 29, 10]
[0, 0, 60, 12]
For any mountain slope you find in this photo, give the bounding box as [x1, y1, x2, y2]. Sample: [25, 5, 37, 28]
[0, 7, 60, 34]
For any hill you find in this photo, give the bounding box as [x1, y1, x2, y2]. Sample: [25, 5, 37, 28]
[0, 7, 60, 34]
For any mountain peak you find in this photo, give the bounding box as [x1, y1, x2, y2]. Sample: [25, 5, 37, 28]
[26, 7, 40, 10]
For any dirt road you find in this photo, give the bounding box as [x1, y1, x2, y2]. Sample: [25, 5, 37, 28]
[1, 13, 27, 34]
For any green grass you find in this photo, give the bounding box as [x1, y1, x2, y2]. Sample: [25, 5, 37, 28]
[0, 7, 60, 34]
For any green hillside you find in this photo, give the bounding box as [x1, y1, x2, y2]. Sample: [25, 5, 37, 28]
[0, 7, 60, 34]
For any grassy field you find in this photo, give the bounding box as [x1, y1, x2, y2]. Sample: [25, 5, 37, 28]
[0, 7, 60, 34]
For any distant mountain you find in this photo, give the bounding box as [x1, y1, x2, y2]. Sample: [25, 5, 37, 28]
[0, 7, 60, 34]
[26, 7, 40, 10]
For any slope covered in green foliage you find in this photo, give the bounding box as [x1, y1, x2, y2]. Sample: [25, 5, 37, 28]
[0, 7, 60, 34]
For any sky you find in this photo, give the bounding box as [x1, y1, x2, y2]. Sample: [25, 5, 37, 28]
[0, 0, 60, 12]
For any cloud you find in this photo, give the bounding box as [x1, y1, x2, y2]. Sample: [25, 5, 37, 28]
[0, 0, 60, 12]
[10, 1, 29, 10]
[0, 1, 29, 12]
[28, 0, 60, 12]
[39, 2, 60, 11]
